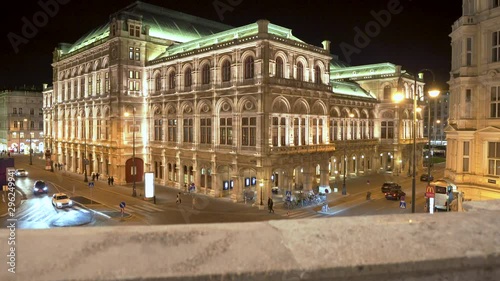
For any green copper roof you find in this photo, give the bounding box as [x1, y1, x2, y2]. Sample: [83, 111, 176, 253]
[156, 22, 304, 59]
[63, 1, 233, 55]
[331, 80, 376, 100]
[330, 62, 398, 79]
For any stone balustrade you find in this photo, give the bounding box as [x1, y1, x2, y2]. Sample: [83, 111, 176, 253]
[1, 200, 499, 281]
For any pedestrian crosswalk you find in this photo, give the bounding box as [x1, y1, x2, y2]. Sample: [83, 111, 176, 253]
[122, 204, 164, 214]
[279, 209, 328, 220]
[15, 204, 90, 222]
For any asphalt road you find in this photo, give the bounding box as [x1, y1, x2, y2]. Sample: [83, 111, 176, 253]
[1, 154, 445, 229]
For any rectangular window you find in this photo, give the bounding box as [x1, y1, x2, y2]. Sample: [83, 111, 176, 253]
[129, 25, 140, 37]
[13, 108, 17, 114]
[493, 31, 500, 62]
[463, 141, 470, 172]
[96, 74, 101, 95]
[80, 78, 85, 98]
[491, 86, 500, 118]
[183, 118, 193, 143]
[19, 120, 24, 129]
[129, 47, 134, 60]
[220, 117, 232, 145]
[105, 72, 110, 93]
[242, 117, 256, 147]
[168, 119, 177, 142]
[88, 76, 93, 96]
[200, 118, 212, 144]
[19, 108, 22, 114]
[38, 121, 43, 130]
[96, 120, 101, 140]
[13, 121, 18, 129]
[135, 48, 140, 61]
[466, 37, 473, 66]
[465, 89, 472, 102]
[488, 142, 500, 175]
[154, 119, 163, 141]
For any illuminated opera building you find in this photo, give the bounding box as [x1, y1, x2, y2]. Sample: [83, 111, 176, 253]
[45, 1, 427, 202]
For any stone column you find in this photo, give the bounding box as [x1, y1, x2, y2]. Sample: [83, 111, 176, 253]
[319, 161, 330, 190]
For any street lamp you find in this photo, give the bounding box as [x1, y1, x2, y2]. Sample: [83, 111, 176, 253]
[125, 107, 137, 197]
[259, 181, 264, 205]
[28, 118, 32, 165]
[83, 116, 88, 183]
[393, 69, 439, 213]
[426, 93, 440, 189]
[342, 113, 355, 196]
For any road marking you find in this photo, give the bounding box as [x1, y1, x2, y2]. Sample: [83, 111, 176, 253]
[126, 204, 164, 213]
[73, 205, 89, 214]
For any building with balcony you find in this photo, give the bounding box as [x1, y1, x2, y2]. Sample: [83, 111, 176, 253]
[446, 0, 500, 187]
[0, 87, 45, 154]
[46, 1, 417, 202]
[330, 63, 427, 176]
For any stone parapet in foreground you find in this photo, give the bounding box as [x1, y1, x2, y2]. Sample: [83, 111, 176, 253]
[1, 200, 500, 281]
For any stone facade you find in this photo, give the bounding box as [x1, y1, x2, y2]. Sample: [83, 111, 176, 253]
[45, 1, 429, 202]
[0, 88, 44, 154]
[446, 0, 500, 188]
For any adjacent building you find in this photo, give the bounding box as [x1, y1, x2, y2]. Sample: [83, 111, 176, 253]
[0, 87, 45, 154]
[446, 0, 500, 187]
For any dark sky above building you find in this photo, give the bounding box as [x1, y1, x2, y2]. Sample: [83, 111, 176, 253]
[0, 0, 460, 91]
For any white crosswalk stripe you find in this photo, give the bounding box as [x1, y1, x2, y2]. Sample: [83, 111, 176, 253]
[16, 205, 90, 222]
[282, 210, 327, 219]
[123, 204, 164, 213]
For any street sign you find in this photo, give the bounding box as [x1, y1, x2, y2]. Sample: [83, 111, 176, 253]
[88, 182, 95, 188]
[120, 202, 126, 208]
[425, 185, 435, 198]
[285, 190, 291, 196]
[400, 201, 407, 209]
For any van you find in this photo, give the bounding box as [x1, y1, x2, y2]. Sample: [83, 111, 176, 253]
[430, 180, 457, 211]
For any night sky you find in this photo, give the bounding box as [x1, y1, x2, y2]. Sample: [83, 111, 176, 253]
[0, 0, 461, 91]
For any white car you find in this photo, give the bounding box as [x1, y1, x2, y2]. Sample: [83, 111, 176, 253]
[15, 169, 28, 177]
[52, 193, 73, 208]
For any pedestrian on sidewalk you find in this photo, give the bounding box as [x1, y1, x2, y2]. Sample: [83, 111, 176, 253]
[268, 197, 274, 213]
[107, 176, 111, 186]
[91, 172, 95, 181]
[176, 192, 181, 204]
[111, 176, 114, 185]
[96, 172, 100, 181]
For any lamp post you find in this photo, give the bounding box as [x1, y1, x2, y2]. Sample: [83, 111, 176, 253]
[125, 107, 137, 197]
[393, 69, 439, 213]
[260, 181, 264, 205]
[28, 118, 32, 165]
[426, 96, 440, 188]
[83, 116, 88, 183]
[342, 113, 355, 196]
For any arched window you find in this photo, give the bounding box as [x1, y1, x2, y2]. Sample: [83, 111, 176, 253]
[184, 68, 192, 88]
[201, 64, 210, 85]
[168, 71, 176, 89]
[222, 60, 231, 82]
[314, 65, 321, 84]
[276, 57, 284, 78]
[297, 62, 304, 81]
[155, 74, 161, 91]
[244, 56, 254, 79]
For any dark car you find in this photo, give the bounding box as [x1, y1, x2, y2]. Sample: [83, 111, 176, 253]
[385, 189, 406, 200]
[381, 182, 401, 193]
[33, 180, 48, 194]
[420, 174, 434, 181]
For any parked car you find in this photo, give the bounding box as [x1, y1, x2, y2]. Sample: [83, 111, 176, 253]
[271, 186, 280, 194]
[15, 169, 28, 177]
[52, 193, 73, 209]
[385, 189, 406, 200]
[420, 174, 434, 182]
[33, 180, 48, 194]
[381, 182, 401, 193]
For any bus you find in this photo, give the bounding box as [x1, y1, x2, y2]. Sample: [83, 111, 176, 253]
[430, 179, 457, 211]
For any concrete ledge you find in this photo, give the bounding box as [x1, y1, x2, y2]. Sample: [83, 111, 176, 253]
[1, 200, 500, 281]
